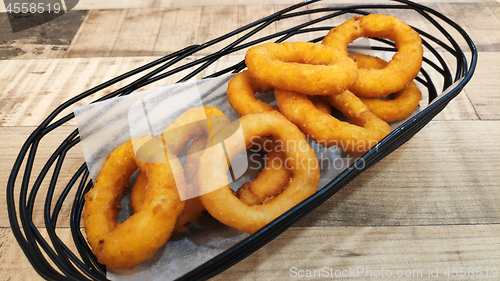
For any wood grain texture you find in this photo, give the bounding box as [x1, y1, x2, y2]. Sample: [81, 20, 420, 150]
[451, 3, 500, 52]
[1, 2, 498, 280]
[2, 224, 497, 281]
[111, 8, 166, 57]
[447, 52, 500, 120]
[0, 227, 79, 281]
[0, 52, 482, 127]
[1, 0, 495, 12]
[0, 56, 203, 126]
[0, 55, 250, 127]
[212, 225, 500, 281]
[0, 126, 84, 228]
[64, 9, 128, 58]
[0, 10, 88, 60]
[62, 3, 500, 59]
[297, 120, 500, 227]
[2, 121, 498, 228]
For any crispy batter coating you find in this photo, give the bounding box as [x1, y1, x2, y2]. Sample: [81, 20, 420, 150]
[199, 112, 319, 234]
[227, 72, 295, 205]
[131, 137, 207, 232]
[349, 54, 422, 122]
[131, 107, 229, 233]
[275, 88, 392, 154]
[84, 136, 186, 269]
[227, 70, 274, 116]
[227, 70, 332, 116]
[322, 14, 423, 97]
[245, 42, 358, 95]
[236, 138, 291, 206]
[307, 95, 332, 115]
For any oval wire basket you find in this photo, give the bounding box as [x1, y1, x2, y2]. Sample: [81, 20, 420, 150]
[7, 0, 477, 280]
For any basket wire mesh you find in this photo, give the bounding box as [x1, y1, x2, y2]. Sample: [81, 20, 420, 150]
[6, 0, 477, 280]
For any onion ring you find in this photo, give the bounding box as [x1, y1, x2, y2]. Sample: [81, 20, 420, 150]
[227, 72, 297, 206]
[236, 138, 291, 206]
[131, 137, 207, 232]
[199, 111, 319, 234]
[227, 70, 332, 116]
[349, 54, 422, 122]
[227, 70, 274, 116]
[275, 88, 391, 154]
[245, 42, 358, 95]
[307, 95, 332, 115]
[84, 136, 186, 269]
[131, 107, 229, 232]
[322, 14, 423, 97]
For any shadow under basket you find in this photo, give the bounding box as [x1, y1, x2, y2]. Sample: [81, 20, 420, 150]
[7, 0, 477, 280]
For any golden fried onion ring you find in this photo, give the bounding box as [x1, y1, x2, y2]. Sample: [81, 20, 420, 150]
[227, 71, 293, 206]
[227, 71, 331, 205]
[307, 95, 332, 115]
[199, 111, 320, 234]
[322, 14, 423, 97]
[236, 138, 291, 206]
[131, 137, 207, 233]
[349, 54, 422, 122]
[275, 88, 391, 154]
[227, 70, 274, 116]
[132, 107, 229, 232]
[245, 42, 358, 96]
[84, 136, 186, 269]
[227, 70, 332, 116]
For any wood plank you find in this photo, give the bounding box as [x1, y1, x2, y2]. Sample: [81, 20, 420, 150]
[0, 227, 83, 281]
[273, 5, 313, 43]
[451, 3, 500, 52]
[63, 3, 500, 58]
[0, 55, 250, 127]
[1, 120, 498, 228]
[1, 52, 477, 127]
[196, 6, 240, 55]
[65, 9, 128, 58]
[0, 228, 44, 281]
[0, 0, 494, 12]
[297, 120, 500, 227]
[445, 51, 500, 120]
[0, 126, 85, 229]
[421, 49, 479, 121]
[233, 5, 279, 55]
[110, 8, 166, 57]
[213, 225, 500, 281]
[433, 91, 479, 120]
[0, 56, 199, 127]
[2, 224, 499, 281]
[153, 7, 204, 56]
[0, 11, 88, 60]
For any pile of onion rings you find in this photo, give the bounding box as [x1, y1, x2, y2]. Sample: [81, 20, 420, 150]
[230, 13, 423, 153]
[84, 107, 230, 268]
[84, 13, 424, 270]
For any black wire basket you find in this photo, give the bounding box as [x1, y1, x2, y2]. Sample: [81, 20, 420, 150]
[7, 0, 477, 280]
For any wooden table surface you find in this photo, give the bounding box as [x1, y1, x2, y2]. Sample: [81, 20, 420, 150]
[1, 0, 499, 280]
